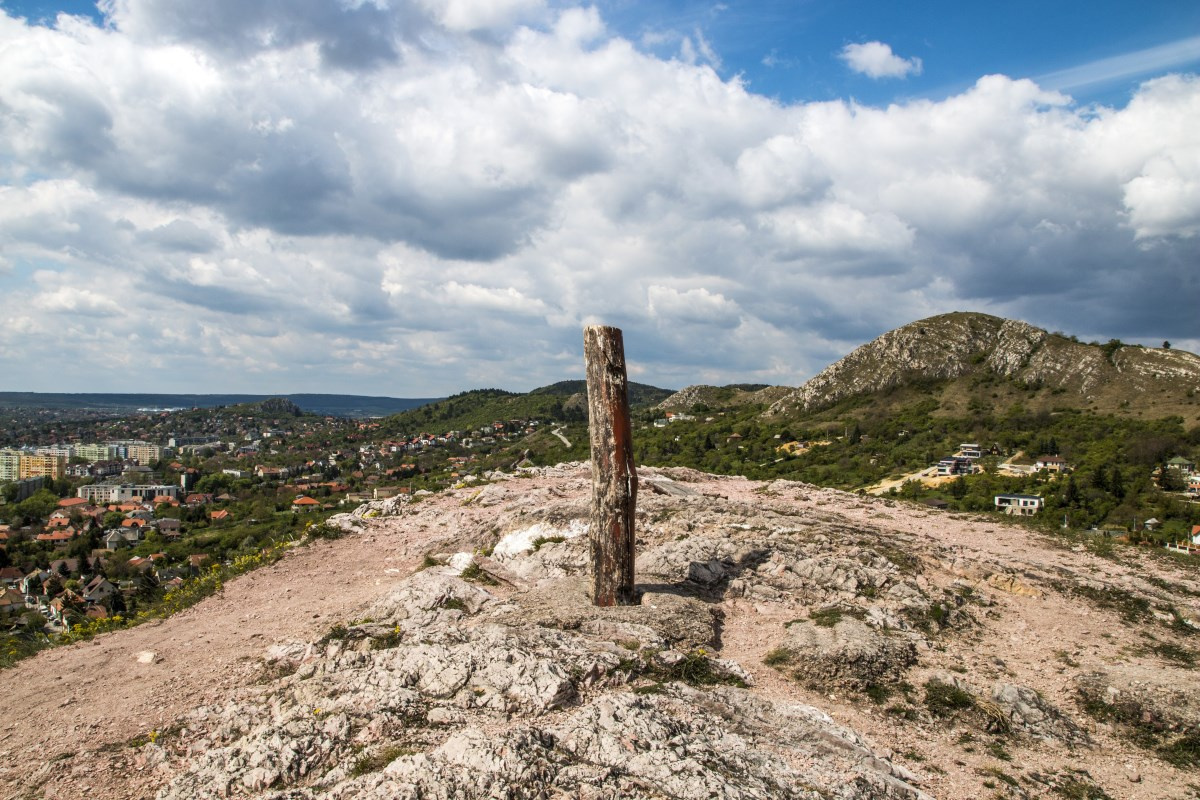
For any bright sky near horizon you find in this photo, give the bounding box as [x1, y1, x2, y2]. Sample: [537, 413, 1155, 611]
[1, 0, 1198, 395]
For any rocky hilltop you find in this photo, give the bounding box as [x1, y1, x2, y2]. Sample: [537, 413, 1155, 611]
[2, 465, 1199, 799]
[766, 312, 1200, 415]
[658, 384, 790, 411]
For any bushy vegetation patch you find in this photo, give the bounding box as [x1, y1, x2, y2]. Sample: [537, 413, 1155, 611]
[807, 606, 867, 627]
[762, 647, 794, 667]
[923, 678, 975, 718]
[459, 562, 498, 586]
[531, 535, 566, 552]
[350, 745, 418, 777]
[1053, 581, 1153, 625]
[629, 648, 749, 694]
[1077, 678, 1199, 765]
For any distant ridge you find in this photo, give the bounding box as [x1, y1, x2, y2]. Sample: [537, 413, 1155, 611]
[0, 392, 440, 418]
[529, 380, 675, 407]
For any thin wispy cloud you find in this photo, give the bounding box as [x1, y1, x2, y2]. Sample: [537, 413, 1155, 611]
[1038, 35, 1200, 91]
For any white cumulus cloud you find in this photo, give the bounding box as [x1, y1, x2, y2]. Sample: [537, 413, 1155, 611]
[0, 4, 1198, 393]
[839, 41, 922, 79]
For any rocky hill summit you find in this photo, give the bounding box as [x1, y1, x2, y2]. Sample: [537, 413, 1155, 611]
[3, 465, 1199, 799]
[767, 312, 1200, 415]
[658, 384, 790, 411]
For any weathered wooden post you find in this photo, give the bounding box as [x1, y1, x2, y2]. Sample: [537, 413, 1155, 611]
[584, 325, 638, 606]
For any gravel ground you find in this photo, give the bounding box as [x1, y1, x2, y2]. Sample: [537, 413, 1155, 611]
[2, 463, 1197, 800]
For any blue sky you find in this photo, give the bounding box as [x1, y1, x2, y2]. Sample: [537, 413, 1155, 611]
[597, 0, 1200, 107]
[0, 0, 1198, 395]
[9, 0, 1198, 106]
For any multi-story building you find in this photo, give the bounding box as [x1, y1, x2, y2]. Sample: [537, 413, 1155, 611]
[76, 484, 182, 503]
[168, 435, 219, 448]
[0, 450, 66, 481]
[0, 450, 20, 482]
[126, 442, 167, 465]
[35, 445, 74, 459]
[107, 441, 168, 465]
[75, 443, 120, 462]
[17, 453, 66, 480]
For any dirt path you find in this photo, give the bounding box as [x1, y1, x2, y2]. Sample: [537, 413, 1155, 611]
[0, 518, 453, 800]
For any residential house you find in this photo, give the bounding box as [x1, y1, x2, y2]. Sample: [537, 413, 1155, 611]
[83, 576, 117, 605]
[104, 529, 142, 549]
[157, 518, 182, 539]
[937, 457, 973, 476]
[49, 558, 81, 576]
[995, 494, 1043, 516]
[46, 511, 73, 528]
[292, 495, 321, 512]
[255, 465, 289, 480]
[958, 443, 983, 459]
[21, 570, 49, 595]
[90, 460, 123, 478]
[209, 509, 231, 522]
[56, 497, 90, 509]
[0, 588, 26, 615]
[1035, 455, 1067, 473]
[1167, 456, 1196, 473]
[0, 566, 25, 588]
[47, 591, 84, 627]
[36, 528, 77, 544]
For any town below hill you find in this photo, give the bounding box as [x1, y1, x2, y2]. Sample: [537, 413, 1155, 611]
[0, 392, 439, 418]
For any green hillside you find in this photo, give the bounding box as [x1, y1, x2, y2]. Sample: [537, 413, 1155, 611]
[633, 373, 1200, 539]
[379, 382, 672, 436]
